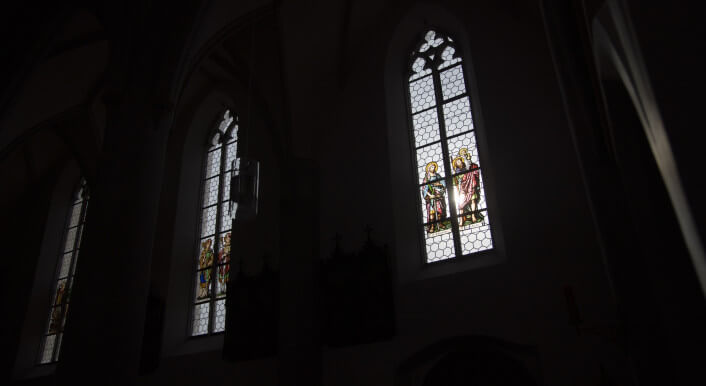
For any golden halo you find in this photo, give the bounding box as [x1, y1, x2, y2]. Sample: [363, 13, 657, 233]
[452, 156, 466, 170]
[425, 161, 439, 173]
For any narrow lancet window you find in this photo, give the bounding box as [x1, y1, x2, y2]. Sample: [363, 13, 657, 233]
[407, 30, 493, 263]
[39, 178, 89, 364]
[191, 110, 238, 336]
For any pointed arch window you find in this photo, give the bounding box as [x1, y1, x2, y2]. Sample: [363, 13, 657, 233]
[407, 30, 493, 263]
[190, 109, 238, 336]
[38, 178, 89, 364]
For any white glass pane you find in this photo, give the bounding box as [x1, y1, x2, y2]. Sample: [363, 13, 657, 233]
[68, 203, 82, 228]
[58, 252, 73, 278]
[53, 333, 63, 362]
[63, 228, 77, 252]
[220, 204, 232, 232]
[424, 228, 455, 263]
[410, 57, 431, 81]
[412, 109, 440, 148]
[222, 171, 232, 204]
[205, 148, 222, 178]
[200, 206, 218, 237]
[440, 65, 466, 100]
[438, 45, 462, 70]
[459, 211, 493, 255]
[191, 302, 210, 336]
[213, 299, 226, 333]
[39, 334, 56, 364]
[224, 141, 237, 171]
[415, 142, 446, 185]
[202, 176, 220, 207]
[409, 75, 436, 113]
[442, 97, 473, 137]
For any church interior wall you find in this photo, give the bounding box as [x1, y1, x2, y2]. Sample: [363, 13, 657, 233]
[1, 0, 703, 385]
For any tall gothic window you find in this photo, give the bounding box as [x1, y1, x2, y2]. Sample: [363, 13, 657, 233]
[191, 110, 238, 336]
[407, 30, 493, 263]
[39, 179, 89, 364]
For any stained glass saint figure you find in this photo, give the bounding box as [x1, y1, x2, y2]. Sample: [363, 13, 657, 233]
[198, 239, 214, 300]
[422, 161, 450, 233]
[217, 232, 231, 296]
[453, 148, 484, 226]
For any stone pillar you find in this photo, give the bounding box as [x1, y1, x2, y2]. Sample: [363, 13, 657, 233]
[278, 158, 322, 386]
[55, 93, 170, 385]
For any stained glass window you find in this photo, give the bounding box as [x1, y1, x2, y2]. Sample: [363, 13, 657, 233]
[38, 178, 89, 364]
[191, 110, 237, 336]
[407, 30, 493, 263]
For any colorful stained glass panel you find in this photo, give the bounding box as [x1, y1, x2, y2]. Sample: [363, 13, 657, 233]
[415, 142, 446, 185]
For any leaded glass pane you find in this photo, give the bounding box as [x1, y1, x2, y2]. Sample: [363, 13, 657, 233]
[412, 109, 441, 147]
[219, 207, 232, 232]
[202, 176, 220, 207]
[424, 229, 455, 262]
[63, 228, 77, 252]
[459, 211, 493, 254]
[58, 252, 73, 279]
[200, 206, 218, 237]
[224, 141, 237, 172]
[213, 299, 226, 333]
[440, 65, 466, 100]
[40, 335, 56, 364]
[68, 203, 82, 228]
[442, 97, 473, 137]
[222, 171, 232, 203]
[410, 57, 431, 81]
[205, 148, 222, 178]
[438, 46, 461, 70]
[409, 76, 436, 113]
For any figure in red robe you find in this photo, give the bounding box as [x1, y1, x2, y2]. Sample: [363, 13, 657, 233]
[453, 148, 484, 225]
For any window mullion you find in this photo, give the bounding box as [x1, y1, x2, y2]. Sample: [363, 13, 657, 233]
[210, 139, 228, 334]
[431, 68, 463, 258]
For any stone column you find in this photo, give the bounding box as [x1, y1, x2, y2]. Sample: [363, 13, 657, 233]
[55, 92, 170, 385]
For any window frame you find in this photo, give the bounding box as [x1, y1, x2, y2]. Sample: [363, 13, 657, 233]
[404, 28, 495, 266]
[188, 108, 238, 338]
[36, 178, 90, 364]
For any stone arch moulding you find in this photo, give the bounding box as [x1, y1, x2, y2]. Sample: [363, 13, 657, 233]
[592, 0, 706, 299]
[384, 2, 505, 283]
